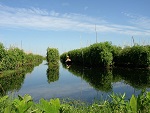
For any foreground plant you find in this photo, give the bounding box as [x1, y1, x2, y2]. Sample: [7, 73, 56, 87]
[0, 91, 149, 113]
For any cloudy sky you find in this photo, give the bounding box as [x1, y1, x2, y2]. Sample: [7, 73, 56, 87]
[0, 0, 150, 55]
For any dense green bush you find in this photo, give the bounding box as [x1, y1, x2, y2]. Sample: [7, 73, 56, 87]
[0, 43, 6, 60]
[60, 42, 150, 68]
[46, 47, 60, 84]
[0, 43, 43, 71]
[60, 42, 113, 68]
[116, 45, 150, 67]
[46, 48, 59, 65]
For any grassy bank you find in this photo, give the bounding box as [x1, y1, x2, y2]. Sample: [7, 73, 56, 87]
[0, 91, 149, 113]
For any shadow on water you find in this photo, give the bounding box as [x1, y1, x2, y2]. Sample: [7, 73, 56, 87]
[46, 63, 59, 84]
[62, 63, 150, 92]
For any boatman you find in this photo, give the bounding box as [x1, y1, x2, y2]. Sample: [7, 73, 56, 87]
[65, 55, 71, 62]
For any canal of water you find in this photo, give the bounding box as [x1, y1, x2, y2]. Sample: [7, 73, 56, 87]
[0, 60, 150, 103]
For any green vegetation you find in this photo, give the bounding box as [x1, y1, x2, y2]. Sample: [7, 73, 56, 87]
[46, 47, 59, 65]
[0, 91, 149, 113]
[0, 42, 43, 95]
[0, 43, 43, 72]
[60, 42, 150, 68]
[115, 45, 150, 68]
[46, 47, 60, 83]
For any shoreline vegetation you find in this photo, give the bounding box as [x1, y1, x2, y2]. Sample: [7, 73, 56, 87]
[0, 91, 149, 113]
[60, 41, 150, 69]
[0, 42, 150, 112]
[0, 43, 44, 74]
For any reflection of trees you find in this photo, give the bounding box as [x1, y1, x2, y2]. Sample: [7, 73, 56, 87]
[62, 63, 150, 92]
[63, 64, 113, 92]
[0, 65, 35, 96]
[46, 63, 59, 84]
[113, 69, 150, 89]
[0, 72, 25, 96]
[0, 59, 43, 96]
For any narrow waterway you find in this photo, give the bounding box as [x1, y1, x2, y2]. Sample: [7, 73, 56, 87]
[1, 60, 150, 103]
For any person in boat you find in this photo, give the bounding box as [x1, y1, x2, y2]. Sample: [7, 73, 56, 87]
[65, 55, 71, 67]
[65, 55, 71, 63]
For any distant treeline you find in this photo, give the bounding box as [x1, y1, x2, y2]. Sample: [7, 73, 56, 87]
[0, 43, 43, 71]
[60, 42, 150, 68]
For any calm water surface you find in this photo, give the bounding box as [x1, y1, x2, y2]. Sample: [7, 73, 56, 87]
[1, 61, 150, 103]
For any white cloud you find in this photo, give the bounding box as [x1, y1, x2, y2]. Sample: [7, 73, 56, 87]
[123, 12, 150, 30]
[0, 4, 150, 36]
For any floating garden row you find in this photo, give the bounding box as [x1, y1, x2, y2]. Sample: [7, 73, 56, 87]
[0, 43, 43, 71]
[60, 42, 150, 68]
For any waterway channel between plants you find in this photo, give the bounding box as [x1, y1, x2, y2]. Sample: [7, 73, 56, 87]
[0, 60, 150, 103]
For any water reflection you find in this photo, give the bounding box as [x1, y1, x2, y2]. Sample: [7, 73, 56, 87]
[62, 64, 113, 92]
[62, 64, 150, 92]
[46, 63, 59, 83]
[0, 61, 43, 96]
[113, 69, 150, 89]
[0, 66, 34, 96]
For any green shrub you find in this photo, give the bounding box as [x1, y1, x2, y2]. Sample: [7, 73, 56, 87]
[46, 48, 59, 65]
[116, 45, 150, 68]
[0, 91, 149, 113]
[60, 42, 113, 68]
[0, 43, 43, 71]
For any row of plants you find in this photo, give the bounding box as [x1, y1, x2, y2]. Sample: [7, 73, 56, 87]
[0, 43, 44, 71]
[60, 42, 150, 68]
[0, 91, 149, 113]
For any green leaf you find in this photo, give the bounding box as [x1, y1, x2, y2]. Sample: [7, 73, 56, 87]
[130, 95, 137, 113]
[4, 106, 11, 113]
[0, 95, 8, 103]
[146, 92, 150, 100]
[50, 98, 60, 109]
[23, 94, 32, 102]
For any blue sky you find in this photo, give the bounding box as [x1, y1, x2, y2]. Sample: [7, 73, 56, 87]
[0, 0, 150, 56]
